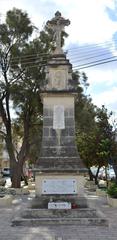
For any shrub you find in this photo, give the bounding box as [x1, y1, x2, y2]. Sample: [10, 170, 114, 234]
[107, 183, 117, 198]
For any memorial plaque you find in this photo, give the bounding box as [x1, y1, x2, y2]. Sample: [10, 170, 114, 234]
[48, 202, 71, 209]
[42, 179, 77, 194]
[53, 105, 65, 129]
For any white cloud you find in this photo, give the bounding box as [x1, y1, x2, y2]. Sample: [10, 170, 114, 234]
[65, 0, 117, 45]
[86, 67, 117, 114]
[86, 68, 117, 87]
[91, 87, 117, 109]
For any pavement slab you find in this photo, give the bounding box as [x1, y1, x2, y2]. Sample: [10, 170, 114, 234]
[0, 191, 117, 240]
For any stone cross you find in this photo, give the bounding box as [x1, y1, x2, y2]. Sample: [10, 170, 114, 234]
[47, 11, 70, 52]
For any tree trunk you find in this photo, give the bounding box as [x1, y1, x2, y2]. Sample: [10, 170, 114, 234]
[11, 162, 22, 188]
[94, 166, 100, 185]
[88, 168, 94, 181]
[1, 90, 31, 188]
[5, 126, 22, 188]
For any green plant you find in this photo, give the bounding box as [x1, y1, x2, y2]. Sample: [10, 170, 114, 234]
[107, 183, 117, 198]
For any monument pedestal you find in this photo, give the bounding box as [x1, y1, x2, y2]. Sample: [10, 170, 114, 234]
[34, 172, 87, 208]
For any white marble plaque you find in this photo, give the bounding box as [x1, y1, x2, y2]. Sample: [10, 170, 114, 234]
[48, 202, 71, 209]
[53, 105, 65, 129]
[42, 179, 77, 194]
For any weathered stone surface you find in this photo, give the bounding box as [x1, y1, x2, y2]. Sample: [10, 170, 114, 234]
[12, 217, 108, 227]
[65, 117, 75, 127]
[36, 156, 86, 172]
[43, 127, 50, 136]
[43, 108, 53, 116]
[43, 117, 53, 126]
[39, 147, 78, 157]
[49, 128, 56, 137]
[21, 208, 97, 218]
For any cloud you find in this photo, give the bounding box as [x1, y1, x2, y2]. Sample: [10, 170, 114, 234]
[85, 67, 117, 114]
[91, 87, 117, 112]
[86, 68, 117, 87]
[65, 0, 117, 45]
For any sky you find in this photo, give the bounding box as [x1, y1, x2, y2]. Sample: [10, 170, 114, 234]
[0, 0, 117, 119]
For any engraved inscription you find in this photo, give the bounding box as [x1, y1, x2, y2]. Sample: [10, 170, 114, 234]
[53, 105, 65, 129]
[48, 202, 71, 209]
[42, 179, 77, 194]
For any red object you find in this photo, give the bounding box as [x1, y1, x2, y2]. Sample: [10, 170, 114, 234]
[72, 203, 78, 209]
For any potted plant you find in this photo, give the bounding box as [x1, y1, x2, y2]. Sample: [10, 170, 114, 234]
[107, 183, 117, 207]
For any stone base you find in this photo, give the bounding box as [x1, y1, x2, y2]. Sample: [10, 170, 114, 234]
[12, 193, 108, 227]
[12, 207, 108, 226]
[30, 195, 88, 209]
[35, 173, 86, 196]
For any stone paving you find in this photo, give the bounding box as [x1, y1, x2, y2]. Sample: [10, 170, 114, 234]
[0, 191, 117, 240]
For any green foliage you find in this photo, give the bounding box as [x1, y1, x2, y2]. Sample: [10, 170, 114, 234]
[6, 8, 33, 40]
[107, 183, 117, 198]
[76, 101, 116, 171]
[0, 8, 45, 187]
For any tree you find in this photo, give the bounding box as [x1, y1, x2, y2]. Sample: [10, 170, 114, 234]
[76, 104, 116, 184]
[0, 8, 35, 187]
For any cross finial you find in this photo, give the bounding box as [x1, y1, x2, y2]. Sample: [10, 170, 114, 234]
[47, 11, 70, 53]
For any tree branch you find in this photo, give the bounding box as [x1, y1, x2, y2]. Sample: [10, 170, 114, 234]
[9, 68, 25, 84]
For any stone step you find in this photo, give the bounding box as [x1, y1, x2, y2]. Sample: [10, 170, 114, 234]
[12, 216, 108, 227]
[21, 208, 97, 218]
[12, 208, 108, 227]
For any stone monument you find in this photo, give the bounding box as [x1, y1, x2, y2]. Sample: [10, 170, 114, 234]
[34, 11, 87, 207]
[12, 12, 108, 226]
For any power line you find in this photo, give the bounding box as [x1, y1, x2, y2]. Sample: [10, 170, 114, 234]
[10, 58, 47, 67]
[0, 37, 116, 64]
[9, 40, 117, 62]
[10, 52, 50, 62]
[4, 47, 116, 67]
[73, 58, 117, 70]
[6, 45, 117, 66]
[10, 52, 106, 66]
[73, 55, 117, 68]
[67, 43, 117, 59]
[1, 56, 117, 73]
[14, 57, 117, 72]
[8, 53, 117, 69]
[16, 56, 117, 71]
[68, 52, 113, 64]
[0, 37, 117, 70]
[66, 39, 116, 52]
[67, 46, 116, 60]
[1, 53, 117, 71]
